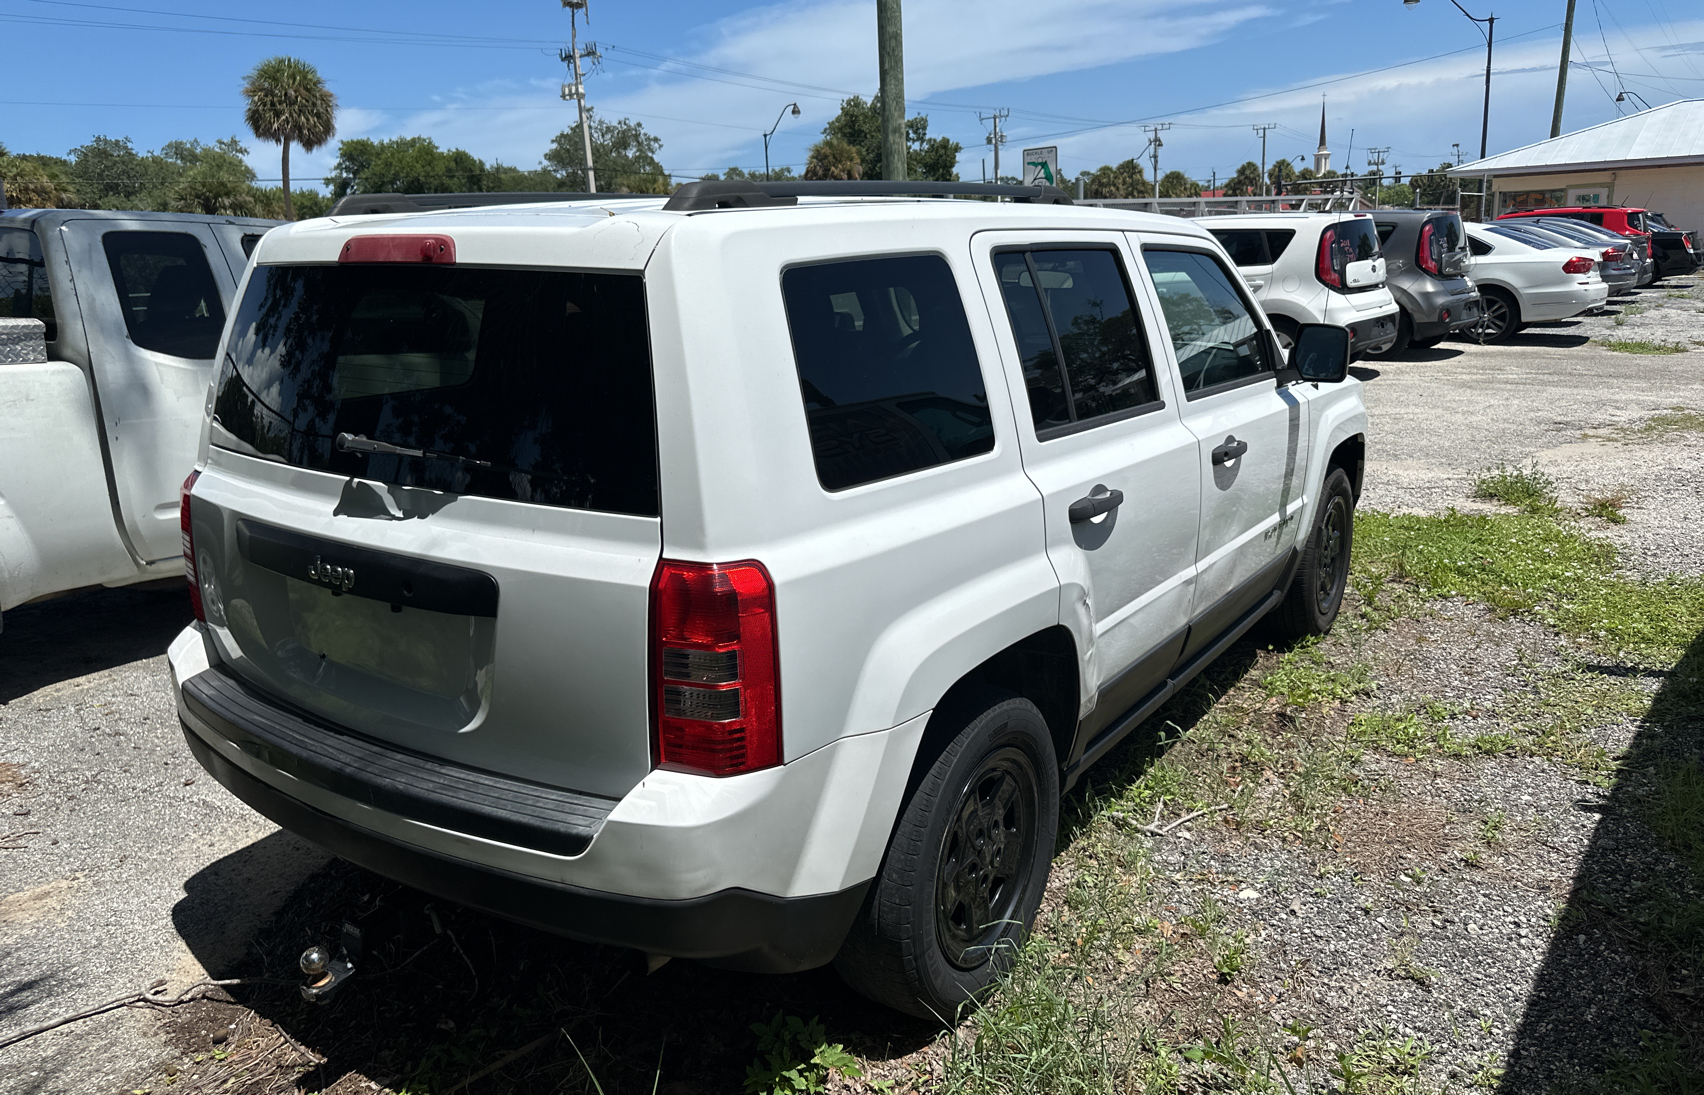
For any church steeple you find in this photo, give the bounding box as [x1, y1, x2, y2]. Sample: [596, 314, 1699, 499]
[1313, 100, 1331, 175]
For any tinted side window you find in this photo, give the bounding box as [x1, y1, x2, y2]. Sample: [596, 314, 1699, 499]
[240, 233, 265, 258]
[993, 248, 1160, 435]
[0, 226, 56, 341]
[102, 231, 225, 359]
[1376, 223, 1398, 245]
[1265, 230, 1296, 260]
[1209, 230, 1267, 267]
[1469, 235, 1493, 256]
[1144, 248, 1276, 396]
[782, 255, 993, 491]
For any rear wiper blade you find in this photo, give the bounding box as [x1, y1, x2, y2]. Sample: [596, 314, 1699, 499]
[335, 432, 492, 469]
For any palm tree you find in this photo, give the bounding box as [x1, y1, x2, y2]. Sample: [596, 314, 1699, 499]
[241, 57, 336, 220]
[803, 138, 862, 180]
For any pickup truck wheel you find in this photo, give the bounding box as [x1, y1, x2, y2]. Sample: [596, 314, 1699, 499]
[834, 690, 1058, 1018]
[1269, 468, 1355, 640]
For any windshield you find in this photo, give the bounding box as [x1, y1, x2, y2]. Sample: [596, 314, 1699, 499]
[212, 263, 660, 517]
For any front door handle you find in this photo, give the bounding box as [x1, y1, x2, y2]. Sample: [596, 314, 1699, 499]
[1212, 436, 1249, 466]
[1068, 487, 1124, 523]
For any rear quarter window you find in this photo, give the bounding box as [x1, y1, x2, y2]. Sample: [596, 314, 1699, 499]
[103, 231, 226, 359]
[782, 254, 994, 492]
[1208, 230, 1267, 267]
[0, 226, 56, 341]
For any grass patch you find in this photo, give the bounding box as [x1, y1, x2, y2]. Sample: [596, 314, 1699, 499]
[1592, 338, 1691, 355]
[1473, 461, 1561, 516]
[1624, 407, 1704, 440]
[1261, 638, 1374, 706]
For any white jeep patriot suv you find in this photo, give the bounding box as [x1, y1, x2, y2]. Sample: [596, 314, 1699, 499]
[171, 180, 1368, 1017]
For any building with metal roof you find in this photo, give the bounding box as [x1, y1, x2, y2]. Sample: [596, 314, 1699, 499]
[1447, 98, 1704, 230]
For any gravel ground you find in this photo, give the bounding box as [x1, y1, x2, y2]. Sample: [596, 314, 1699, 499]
[1357, 271, 1704, 578]
[0, 590, 330, 1095]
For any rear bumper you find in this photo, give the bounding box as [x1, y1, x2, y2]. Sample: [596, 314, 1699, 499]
[181, 723, 867, 972]
[1348, 310, 1399, 355]
[1524, 284, 1610, 321]
[170, 625, 924, 972]
[1412, 293, 1481, 340]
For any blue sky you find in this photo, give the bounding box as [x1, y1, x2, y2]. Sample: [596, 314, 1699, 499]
[4, 0, 1702, 191]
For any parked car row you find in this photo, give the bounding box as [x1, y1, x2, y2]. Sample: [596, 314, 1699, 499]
[1202, 203, 1693, 353]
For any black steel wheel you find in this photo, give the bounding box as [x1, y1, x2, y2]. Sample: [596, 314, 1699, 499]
[835, 688, 1058, 1018]
[934, 747, 1040, 969]
[1269, 467, 1356, 640]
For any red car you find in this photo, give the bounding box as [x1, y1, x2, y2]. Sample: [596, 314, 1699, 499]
[1498, 206, 1698, 280]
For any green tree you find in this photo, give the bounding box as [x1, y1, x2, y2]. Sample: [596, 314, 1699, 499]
[1267, 159, 1298, 192]
[820, 95, 959, 182]
[0, 144, 77, 208]
[163, 137, 260, 216]
[697, 165, 797, 183]
[1223, 160, 1263, 197]
[804, 138, 862, 180]
[1412, 162, 1459, 207]
[1297, 166, 1318, 182]
[326, 136, 488, 198]
[1157, 170, 1200, 198]
[242, 56, 337, 221]
[67, 135, 179, 210]
[1078, 159, 1152, 199]
[1377, 183, 1414, 207]
[544, 111, 670, 194]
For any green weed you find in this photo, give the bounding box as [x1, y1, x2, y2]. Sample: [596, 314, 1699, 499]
[1262, 639, 1374, 706]
[1473, 461, 1561, 516]
[1582, 490, 1631, 523]
[744, 1013, 863, 1095]
[1480, 810, 1506, 844]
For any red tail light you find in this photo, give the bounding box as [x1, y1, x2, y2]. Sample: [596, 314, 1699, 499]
[650, 560, 780, 776]
[1417, 221, 1440, 275]
[1562, 256, 1595, 274]
[1315, 226, 1342, 288]
[180, 470, 204, 623]
[1602, 248, 1621, 262]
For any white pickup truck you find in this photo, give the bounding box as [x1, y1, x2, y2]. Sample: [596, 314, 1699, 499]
[0, 208, 278, 627]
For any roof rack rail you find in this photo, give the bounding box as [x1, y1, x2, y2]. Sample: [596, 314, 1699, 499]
[326, 191, 650, 217]
[662, 179, 1073, 212]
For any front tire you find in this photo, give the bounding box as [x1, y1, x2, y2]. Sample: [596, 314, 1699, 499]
[835, 690, 1059, 1018]
[1269, 467, 1355, 640]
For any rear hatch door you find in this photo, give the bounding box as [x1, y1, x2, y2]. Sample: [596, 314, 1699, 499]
[192, 228, 664, 798]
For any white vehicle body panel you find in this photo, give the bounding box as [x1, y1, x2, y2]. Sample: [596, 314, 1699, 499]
[1464, 222, 1609, 323]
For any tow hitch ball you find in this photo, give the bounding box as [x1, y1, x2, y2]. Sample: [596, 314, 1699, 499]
[299, 921, 362, 1003]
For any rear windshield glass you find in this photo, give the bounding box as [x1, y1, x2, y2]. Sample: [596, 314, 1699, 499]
[1428, 215, 1464, 254]
[1329, 219, 1381, 263]
[103, 231, 226, 359]
[782, 254, 994, 492]
[0, 226, 56, 341]
[212, 264, 659, 517]
[1485, 226, 1553, 249]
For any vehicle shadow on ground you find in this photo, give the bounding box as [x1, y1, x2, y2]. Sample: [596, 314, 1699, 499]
[0, 586, 192, 705]
[1349, 365, 1382, 383]
[172, 840, 940, 1091]
[1382, 344, 1468, 364]
[1498, 627, 1704, 1091]
[1509, 331, 1593, 350]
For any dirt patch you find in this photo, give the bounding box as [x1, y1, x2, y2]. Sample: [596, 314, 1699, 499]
[0, 877, 81, 933]
[0, 761, 25, 798]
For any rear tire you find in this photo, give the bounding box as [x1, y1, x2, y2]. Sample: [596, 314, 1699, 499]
[1269, 468, 1355, 640]
[1383, 309, 1413, 354]
[1473, 288, 1520, 343]
[834, 689, 1059, 1019]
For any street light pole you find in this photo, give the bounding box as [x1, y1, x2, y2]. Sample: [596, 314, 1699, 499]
[763, 102, 800, 180]
[1404, 0, 1495, 160]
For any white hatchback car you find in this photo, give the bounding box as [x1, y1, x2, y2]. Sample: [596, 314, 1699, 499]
[1201, 213, 1399, 357]
[1462, 222, 1610, 342]
[171, 180, 1368, 1017]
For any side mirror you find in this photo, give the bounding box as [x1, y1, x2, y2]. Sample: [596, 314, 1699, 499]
[1290, 323, 1351, 383]
[1344, 256, 1385, 287]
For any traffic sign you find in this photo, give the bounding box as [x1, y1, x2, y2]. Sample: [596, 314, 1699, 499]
[1021, 147, 1059, 187]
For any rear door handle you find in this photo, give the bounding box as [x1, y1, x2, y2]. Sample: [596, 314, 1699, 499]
[1068, 487, 1124, 523]
[1212, 437, 1249, 466]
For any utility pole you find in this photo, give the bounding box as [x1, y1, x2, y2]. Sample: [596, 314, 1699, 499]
[1551, 0, 1577, 137]
[1251, 123, 1278, 195]
[1452, 142, 1463, 165]
[560, 0, 599, 193]
[1366, 147, 1389, 209]
[1140, 123, 1170, 193]
[876, 0, 906, 181]
[980, 110, 1009, 182]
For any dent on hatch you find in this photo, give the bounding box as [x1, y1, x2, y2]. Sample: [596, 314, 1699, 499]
[333, 478, 456, 521]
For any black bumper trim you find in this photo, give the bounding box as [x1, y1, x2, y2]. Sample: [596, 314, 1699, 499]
[181, 666, 617, 856]
[182, 720, 869, 973]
